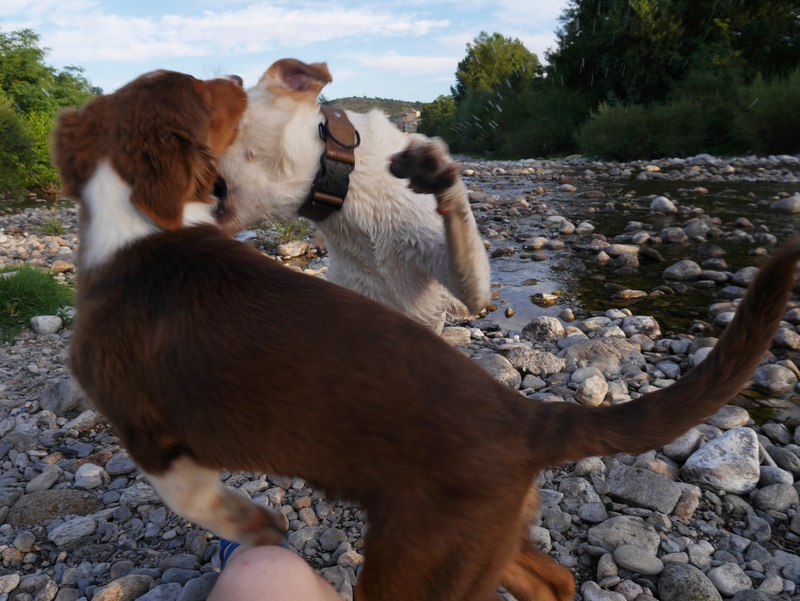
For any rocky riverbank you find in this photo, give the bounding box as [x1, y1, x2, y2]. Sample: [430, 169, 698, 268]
[1, 153, 800, 601]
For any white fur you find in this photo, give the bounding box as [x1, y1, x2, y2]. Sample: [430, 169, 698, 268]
[81, 162, 219, 269]
[217, 69, 490, 332]
[146, 456, 284, 544]
[182, 201, 217, 226]
[81, 160, 160, 269]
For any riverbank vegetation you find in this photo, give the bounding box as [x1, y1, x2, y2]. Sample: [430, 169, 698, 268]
[0, 29, 99, 198]
[420, 0, 800, 160]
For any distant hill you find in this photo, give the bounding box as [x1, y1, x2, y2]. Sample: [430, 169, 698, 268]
[322, 96, 424, 116]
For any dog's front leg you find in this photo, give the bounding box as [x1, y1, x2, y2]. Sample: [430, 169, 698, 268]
[145, 456, 288, 546]
[389, 138, 490, 314]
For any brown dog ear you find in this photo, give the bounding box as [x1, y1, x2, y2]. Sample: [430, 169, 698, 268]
[259, 58, 332, 103]
[126, 135, 212, 231]
[51, 105, 105, 200]
[118, 74, 217, 231]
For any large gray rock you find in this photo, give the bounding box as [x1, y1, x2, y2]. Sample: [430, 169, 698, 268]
[40, 378, 90, 418]
[659, 563, 722, 601]
[505, 347, 566, 376]
[522, 316, 565, 342]
[47, 516, 97, 547]
[752, 363, 798, 396]
[664, 259, 702, 281]
[8, 489, 103, 526]
[587, 516, 660, 554]
[681, 427, 760, 494]
[473, 353, 521, 389]
[770, 194, 800, 214]
[92, 574, 154, 601]
[607, 464, 681, 513]
[560, 338, 646, 375]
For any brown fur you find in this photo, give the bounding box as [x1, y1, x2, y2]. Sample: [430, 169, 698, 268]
[54, 70, 800, 601]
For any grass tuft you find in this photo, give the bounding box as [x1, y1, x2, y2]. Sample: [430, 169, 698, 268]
[0, 265, 74, 341]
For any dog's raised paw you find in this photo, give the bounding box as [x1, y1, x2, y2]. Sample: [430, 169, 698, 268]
[389, 139, 458, 195]
[220, 487, 289, 546]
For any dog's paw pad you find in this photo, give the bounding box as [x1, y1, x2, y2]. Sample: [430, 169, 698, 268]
[390, 139, 457, 194]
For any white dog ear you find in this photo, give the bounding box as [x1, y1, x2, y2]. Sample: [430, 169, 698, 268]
[259, 58, 332, 103]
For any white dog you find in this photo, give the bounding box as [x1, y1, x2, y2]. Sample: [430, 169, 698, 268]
[216, 58, 490, 332]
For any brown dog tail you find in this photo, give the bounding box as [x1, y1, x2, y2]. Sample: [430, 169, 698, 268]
[532, 239, 800, 468]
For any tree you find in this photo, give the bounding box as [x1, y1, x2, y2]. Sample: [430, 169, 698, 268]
[451, 32, 541, 103]
[0, 28, 100, 195]
[419, 95, 456, 139]
[0, 93, 33, 195]
[546, 0, 800, 108]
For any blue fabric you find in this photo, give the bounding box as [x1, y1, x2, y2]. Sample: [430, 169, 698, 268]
[218, 539, 239, 570]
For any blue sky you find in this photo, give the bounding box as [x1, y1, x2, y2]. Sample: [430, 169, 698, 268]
[1, 1, 570, 102]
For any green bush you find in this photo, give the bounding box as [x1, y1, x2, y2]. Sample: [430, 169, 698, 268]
[21, 109, 60, 194]
[739, 68, 800, 154]
[578, 95, 749, 160]
[497, 84, 590, 157]
[0, 265, 74, 341]
[0, 95, 34, 197]
[645, 98, 709, 157]
[576, 103, 653, 160]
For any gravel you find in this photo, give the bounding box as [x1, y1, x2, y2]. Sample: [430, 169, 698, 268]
[1, 152, 799, 600]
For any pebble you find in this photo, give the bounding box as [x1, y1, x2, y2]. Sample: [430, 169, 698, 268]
[1, 156, 799, 600]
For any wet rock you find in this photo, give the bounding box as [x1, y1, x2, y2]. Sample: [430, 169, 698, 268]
[769, 194, 800, 214]
[521, 316, 565, 342]
[650, 196, 677, 214]
[664, 259, 702, 281]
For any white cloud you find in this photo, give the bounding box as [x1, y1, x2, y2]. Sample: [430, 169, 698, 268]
[29, 3, 451, 64]
[341, 50, 457, 76]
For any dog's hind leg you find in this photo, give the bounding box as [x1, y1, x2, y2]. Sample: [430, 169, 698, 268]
[500, 538, 575, 601]
[145, 455, 288, 546]
[389, 138, 491, 315]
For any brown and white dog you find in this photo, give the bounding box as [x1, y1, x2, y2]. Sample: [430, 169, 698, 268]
[215, 59, 490, 332]
[53, 70, 800, 601]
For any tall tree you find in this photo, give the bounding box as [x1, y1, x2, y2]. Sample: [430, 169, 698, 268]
[451, 32, 541, 103]
[0, 28, 100, 194]
[546, 0, 800, 108]
[419, 94, 456, 139]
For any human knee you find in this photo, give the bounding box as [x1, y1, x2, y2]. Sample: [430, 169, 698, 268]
[210, 546, 324, 601]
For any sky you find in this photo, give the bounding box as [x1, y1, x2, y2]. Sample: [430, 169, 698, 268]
[1, 0, 570, 102]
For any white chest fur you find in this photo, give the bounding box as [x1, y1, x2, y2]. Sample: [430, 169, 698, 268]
[81, 160, 216, 268]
